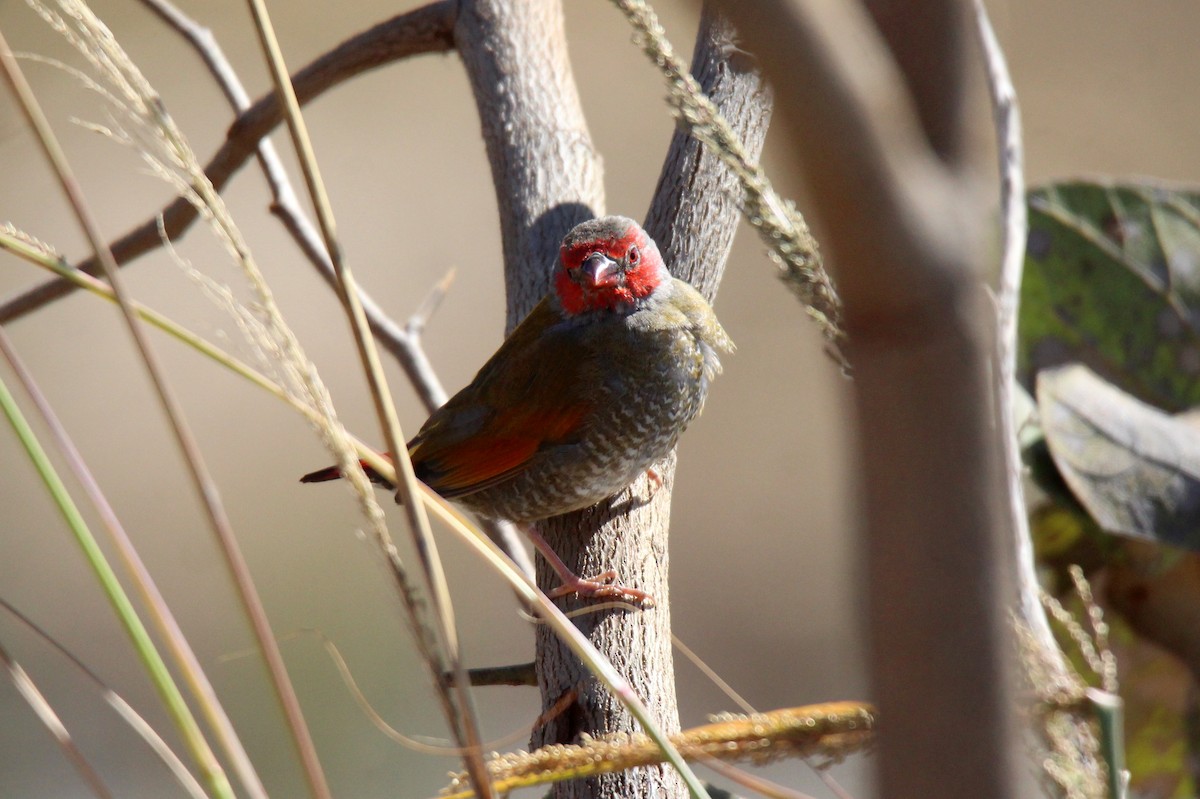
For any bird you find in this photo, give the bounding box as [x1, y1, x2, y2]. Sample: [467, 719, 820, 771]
[302, 215, 732, 605]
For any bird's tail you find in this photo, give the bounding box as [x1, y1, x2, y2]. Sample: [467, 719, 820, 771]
[299, 457, 395, 490]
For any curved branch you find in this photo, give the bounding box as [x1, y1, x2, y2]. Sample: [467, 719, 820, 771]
[142, 0, 535, 581]
[0, 0, 456, 323]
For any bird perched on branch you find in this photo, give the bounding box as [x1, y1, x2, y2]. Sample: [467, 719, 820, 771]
[302, 216, 732, 605]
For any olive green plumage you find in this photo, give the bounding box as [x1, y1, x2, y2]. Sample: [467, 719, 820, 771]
[305, 216, 732, 522]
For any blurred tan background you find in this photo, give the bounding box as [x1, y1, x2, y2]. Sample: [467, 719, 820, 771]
[1, 1, 1198, 797]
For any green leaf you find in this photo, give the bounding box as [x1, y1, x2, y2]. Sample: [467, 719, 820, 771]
[1021, 179, 1200, 412]
[1036, 363, 1200, 550]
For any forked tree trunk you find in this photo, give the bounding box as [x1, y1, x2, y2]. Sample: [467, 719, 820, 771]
[457, 3, 769, 798]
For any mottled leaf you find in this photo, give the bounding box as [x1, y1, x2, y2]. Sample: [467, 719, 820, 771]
[1037, 363, 1200, 549]
[1021, 179, 1200, 411]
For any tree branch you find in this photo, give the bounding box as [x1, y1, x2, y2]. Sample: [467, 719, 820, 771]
[713, 1, 1024, 798]
[971, 0, 1063, 669]
[0, 0, 456, 324]
[454, 0, 605, 332]
[643, 5, 773, 303]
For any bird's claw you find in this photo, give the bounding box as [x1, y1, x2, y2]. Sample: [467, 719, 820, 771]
[547, 570, 656, 608]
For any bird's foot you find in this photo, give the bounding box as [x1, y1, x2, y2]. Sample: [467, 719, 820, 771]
[547, 570, 656, 608]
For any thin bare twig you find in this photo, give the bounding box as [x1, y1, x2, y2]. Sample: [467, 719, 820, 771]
[972, 0, 1058, 662]
[139, 0, 540, 580]
[138, 0, 455, 412]
[270, 205, 453, 410]
[241, 1, 492, 796]
[0, 0, 456, 323]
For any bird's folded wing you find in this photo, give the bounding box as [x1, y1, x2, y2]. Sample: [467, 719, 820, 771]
[409, 298, 596, 497]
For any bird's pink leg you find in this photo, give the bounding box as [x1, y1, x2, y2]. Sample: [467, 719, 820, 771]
[521, 524, 655, 608]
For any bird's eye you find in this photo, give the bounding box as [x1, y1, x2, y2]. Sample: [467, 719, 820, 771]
[627, 246, 640, 265]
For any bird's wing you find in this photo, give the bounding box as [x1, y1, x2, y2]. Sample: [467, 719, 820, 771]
[408, 298, 596, 497]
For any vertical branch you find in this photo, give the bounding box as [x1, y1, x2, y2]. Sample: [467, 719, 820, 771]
[971, 0, 1063, 668]
[462, 4, 770, 798]
[714, 1, 1024, 799]
[454, 0, 605, 330]
[644, 5, 773, 302]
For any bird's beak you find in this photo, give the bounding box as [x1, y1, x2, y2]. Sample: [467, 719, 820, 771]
[579, 252, 619, 288]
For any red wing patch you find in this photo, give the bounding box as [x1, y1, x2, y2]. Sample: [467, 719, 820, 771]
[411, 403, 589, 497]
[414, 436, 540, 496]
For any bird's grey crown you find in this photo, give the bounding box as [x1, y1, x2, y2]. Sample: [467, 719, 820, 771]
[561, 215, 641, 250]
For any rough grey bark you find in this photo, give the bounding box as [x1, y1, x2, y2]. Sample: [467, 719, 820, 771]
[714, 1, 1024, 798]
[553, 12, 768, 799]
[454, 1, 605, 332]
[458, 4, 769, 799]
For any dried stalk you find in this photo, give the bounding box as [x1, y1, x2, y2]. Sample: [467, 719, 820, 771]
[240, 0, 491, 794]
[440, 702, 876, 799]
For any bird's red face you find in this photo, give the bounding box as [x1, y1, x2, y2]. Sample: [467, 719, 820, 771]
[555, 218, 668, 316]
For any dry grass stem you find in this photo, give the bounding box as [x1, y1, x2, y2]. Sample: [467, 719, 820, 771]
[0, 318, 269, 799]
[0, 640, 112, 798]
[0, 599, 208, 799]
[242, 0, 490, 794]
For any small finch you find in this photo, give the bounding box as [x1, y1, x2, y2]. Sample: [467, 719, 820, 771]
[302, 216, 732, 605]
